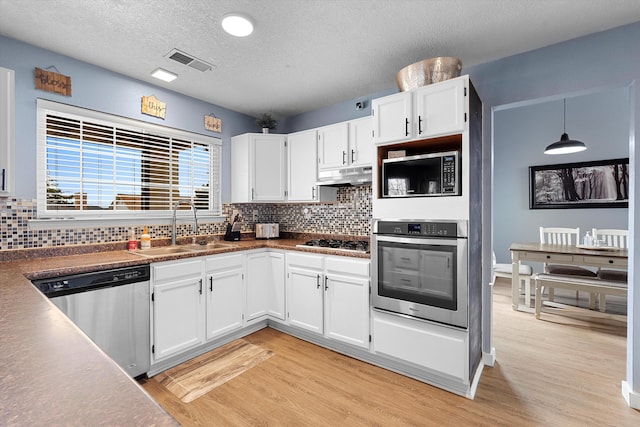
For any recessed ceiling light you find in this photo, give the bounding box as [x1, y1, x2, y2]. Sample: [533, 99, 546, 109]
[222, 13, 254, 37]
[151, 68, 178, 82]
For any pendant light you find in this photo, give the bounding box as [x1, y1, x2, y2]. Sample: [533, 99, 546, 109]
[544, 98, 586, 155]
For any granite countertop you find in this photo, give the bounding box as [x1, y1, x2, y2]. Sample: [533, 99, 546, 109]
[0, 235, 369, 425]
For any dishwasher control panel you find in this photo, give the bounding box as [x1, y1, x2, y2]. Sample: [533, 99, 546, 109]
[32, 265, 150, 297]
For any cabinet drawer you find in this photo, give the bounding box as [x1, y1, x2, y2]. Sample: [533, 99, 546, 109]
[325, 256, 370, 277]
[373, 310, 467, 381]
[205, 253, 244, 272]
[523, 252, 573, 264]
[579, 255, 627, 269]
[153, 259, 202, 282]
[287, 252, 324, 270]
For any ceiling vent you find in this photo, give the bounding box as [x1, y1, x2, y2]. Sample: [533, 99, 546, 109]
[166, 49, 215, 72]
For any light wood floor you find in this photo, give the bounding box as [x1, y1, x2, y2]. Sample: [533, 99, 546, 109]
[140, 280, 639, 426]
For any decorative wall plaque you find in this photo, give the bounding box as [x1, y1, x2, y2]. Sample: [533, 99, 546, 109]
[141, 95, 166, 119]
[35, 67, 72, 96]
[204, 114, 222, 132]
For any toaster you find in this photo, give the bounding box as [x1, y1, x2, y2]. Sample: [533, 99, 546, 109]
[256, 223, 279, 239]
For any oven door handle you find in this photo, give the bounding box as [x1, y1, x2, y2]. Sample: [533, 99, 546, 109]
[373, 234, 464, 246]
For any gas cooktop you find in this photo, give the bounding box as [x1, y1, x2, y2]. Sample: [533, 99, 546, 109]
[296, 239, 369, 253]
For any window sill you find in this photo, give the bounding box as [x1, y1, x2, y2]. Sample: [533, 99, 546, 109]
[28, 214, 226, 230]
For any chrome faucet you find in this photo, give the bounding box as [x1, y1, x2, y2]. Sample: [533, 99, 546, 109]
[172, 200, 198, 246]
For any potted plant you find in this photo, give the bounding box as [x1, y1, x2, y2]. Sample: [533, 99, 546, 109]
[256, 113, 277, 133]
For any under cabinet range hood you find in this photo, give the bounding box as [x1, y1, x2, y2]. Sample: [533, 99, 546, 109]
[316, 166, 372, 186]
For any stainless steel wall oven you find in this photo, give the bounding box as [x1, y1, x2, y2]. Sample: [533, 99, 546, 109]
[372, 219, 468, 328]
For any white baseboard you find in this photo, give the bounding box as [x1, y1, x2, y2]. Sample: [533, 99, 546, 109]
[482, 347, 496, 367]
[621, 380, 640, 409]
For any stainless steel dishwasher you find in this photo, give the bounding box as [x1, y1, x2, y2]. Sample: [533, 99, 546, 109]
[32, 265, 151, 378]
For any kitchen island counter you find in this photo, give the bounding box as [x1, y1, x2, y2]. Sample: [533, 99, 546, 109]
[0, 236, 369, 425]
[0, 261, 178, 426]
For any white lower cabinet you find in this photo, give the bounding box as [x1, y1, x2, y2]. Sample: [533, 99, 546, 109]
[205, 254, 244, 340]
[246, 250, 285, 322]
[372, 309, 468, 382]
[286, 253, 371, 349]
[324, 256, 370, 348]
[286, 253, 324, 334]
[151, 259, 205, 362]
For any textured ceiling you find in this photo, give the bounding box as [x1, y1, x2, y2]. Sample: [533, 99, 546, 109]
[1, 0, 640, 120]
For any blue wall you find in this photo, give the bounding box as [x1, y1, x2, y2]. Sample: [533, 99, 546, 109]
[0, 36, 256, 202]
[493, 87, 630, 264]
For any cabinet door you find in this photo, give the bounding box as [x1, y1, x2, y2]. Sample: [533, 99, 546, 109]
[266, 252, 286, 320]
[231, 134, 250, 203]
[415, 78, 465, 138]
[206, 267, 244, 340]
[373, 310, 468, 381]
[0, 67, 14, 196]
[318, 122, 349, 171]
[348, 116, 373, 167]
[372, 92, 412, 144]
[287, 266, 324, 334]
[153, 275, 205, 361]
[325, 273, 370, 348]
[252, 134, 287, 201]
[246, 251, 269, 320]
[287, 129, 317, 201]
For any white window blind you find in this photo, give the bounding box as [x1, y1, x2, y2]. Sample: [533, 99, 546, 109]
[36, 99, 221, 218]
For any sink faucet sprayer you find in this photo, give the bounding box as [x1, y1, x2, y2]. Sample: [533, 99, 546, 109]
[172, 200, 198, 246]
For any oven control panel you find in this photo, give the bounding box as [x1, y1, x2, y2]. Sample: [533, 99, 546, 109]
[374, 220, 465, 238]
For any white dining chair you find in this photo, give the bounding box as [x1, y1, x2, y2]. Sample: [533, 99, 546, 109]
[591, 228, 628, 311]
[492, 251, 534, 307]
[539, 226, 597, 302]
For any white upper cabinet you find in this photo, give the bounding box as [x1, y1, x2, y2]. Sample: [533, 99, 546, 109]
[288, 129, 318, 201]
[317, 118, 373, 172]
[317, 122, 349, 171]
[231, 133, 287, 202]
[372, 76, 467, 144]
[372, 91, 413, 145]
[348, 116, 373, 168]
[414, 78, 465, 138]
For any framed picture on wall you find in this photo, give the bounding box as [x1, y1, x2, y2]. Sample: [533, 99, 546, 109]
[529, 158, 629, 209]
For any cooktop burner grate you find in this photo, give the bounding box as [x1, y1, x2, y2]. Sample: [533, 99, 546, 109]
[298, 239, 369, 253]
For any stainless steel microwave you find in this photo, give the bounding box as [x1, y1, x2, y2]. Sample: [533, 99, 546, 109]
[381, 151, 459, 197]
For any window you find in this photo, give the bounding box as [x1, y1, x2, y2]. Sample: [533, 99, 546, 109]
[37, 99, 221, 218]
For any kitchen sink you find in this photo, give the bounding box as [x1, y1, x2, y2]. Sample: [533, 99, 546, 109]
[180, 242, 239, 251]
[132, 242, 238, 258]
[133, 246, 198, 257]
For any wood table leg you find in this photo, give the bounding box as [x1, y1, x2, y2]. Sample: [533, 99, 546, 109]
[511, 252, 520, 310]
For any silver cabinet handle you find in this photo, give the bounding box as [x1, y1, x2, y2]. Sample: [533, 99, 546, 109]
[209, 276, 213, 292]
[251, 188, 255, 200]
[324, 275, 328, 291]
[405, 118, 409, 136]
[199, 279, 203, 295]
[316, 274, 320, 289]
[418, 116, 423, 134]
[351, 149, 355, 163]
[342, 151, 347, 164]
[312, 186, 316, 199]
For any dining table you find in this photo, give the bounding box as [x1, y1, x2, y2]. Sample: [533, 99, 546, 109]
[509, 242, 628, 311]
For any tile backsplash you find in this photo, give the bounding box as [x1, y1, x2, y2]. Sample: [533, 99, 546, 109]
[0, 186, 372, 250]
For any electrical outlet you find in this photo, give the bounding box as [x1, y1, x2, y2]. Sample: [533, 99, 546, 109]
[252, 210, 258, 221]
